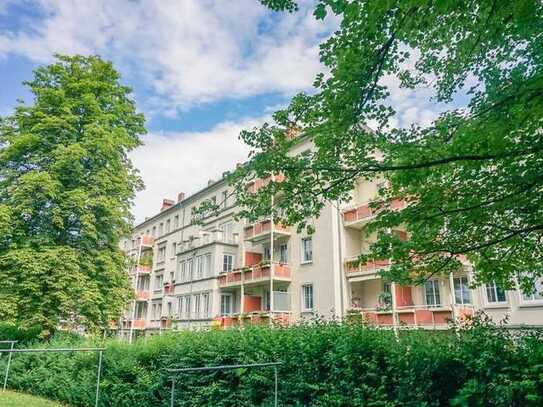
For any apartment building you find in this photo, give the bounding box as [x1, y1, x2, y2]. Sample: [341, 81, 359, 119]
[118, 137, 543, 340]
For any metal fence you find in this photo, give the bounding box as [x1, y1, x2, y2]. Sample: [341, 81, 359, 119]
[166, 361, 282, 407]
[0, 346, 105, 407]
[0, 341, 17, 392]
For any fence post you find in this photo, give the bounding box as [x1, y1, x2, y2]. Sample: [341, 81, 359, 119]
[170, 377, 176, 407]
[2, 341, 15, 392]
[274, 365, 278, 407]
[95, 350, 103, 407]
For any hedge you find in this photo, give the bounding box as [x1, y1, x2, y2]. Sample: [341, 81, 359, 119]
[1, 316, 542, 406]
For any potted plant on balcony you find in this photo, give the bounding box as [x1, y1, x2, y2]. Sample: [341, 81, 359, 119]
[376, 292, 392, 311]
[139, 255, 153, 268]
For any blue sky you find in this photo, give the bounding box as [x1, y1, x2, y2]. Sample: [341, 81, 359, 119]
[0, 0, 447, 222]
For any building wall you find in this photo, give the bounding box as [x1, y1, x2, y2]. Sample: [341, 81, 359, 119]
[119, 141, 543, 339]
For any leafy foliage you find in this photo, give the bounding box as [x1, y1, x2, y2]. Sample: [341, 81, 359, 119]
[0, 55, 145, 336]
[1, 318, 543, 406]
[238, 0, 543, 289]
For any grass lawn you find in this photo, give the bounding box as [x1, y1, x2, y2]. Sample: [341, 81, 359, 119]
[0, 391, 64, 406]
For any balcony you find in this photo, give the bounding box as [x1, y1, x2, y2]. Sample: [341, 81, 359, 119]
[132, 319, 146, 329]
[178, 230, 239, 254]
[139, 234, 154, 247]
[244, 220, 290, 242]
[135, 290, 150, 301]
[218, 262, 292, 287]
[164, 282, 175, 295]
[246, 174, 285, 194]
[344, 257, 391, 278]
[160, 318, 172, 329]
[213, 311, 291, 329]
[342, 198, 406, 229]
[135, 265, 151, 274]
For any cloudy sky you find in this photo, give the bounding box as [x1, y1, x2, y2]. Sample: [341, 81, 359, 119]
[0, 0, 446, 223]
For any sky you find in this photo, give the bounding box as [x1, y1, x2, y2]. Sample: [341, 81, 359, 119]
[0, 0, 449, 223]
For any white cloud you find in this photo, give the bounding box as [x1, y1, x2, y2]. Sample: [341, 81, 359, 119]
[129, 115, 265, 223]
[0, 0, 333, 112]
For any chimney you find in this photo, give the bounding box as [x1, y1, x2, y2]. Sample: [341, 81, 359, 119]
[177, 192, 185, 202]
[161, 198, 175, 211]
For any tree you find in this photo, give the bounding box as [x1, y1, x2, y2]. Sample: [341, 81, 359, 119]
[0, 55, 145, 337]
[236, 0, 543, 291]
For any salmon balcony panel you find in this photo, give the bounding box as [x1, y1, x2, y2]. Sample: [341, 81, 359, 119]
[132, 319, 146, 329]
[135, 265, 151, 274]
[140, 235, 154, 247]
[135, 290, 150, 300]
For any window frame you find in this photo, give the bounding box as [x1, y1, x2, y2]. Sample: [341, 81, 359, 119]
[301, 283, 314, 312]
[484, 281, 508, 305]
[301, 237, 313, 264]
[424, 280, 441, 308]
[453, 276, 472, 306]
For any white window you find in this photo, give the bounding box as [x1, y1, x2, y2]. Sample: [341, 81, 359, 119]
[263, 247, 271, 261]
[486, 281, 507, 304]
[220, 293, 232, 316]
[184, 295, 192, 318]
[165, 219, 171, 234]
[279, 244, 288, 263]
[157, 246, 166, 263]
[301, 284, 314, 312]
[223, 254, 234, 273]
[158, 223, 163, 236]
[181, 297, 185, 318]
[167, 301, 173, 317]
[453, 276, 471, 305]
[204, 254, 212, 277]
[169, 271, 174, 283]
[221, 190, 228, 208]
[154, 275, 163, 290]
[181, 259, 193, 281]
[174, 215, 179, 229]
[521, 278, 543, 303]
[194, 294, 201, 318]
[152, 226, 156, 237]
[196, 255, 204, 279]
[152, 303, 158, 319]
[202, 292, 210, 318]
[301, 237, 313, 263]
[220, 221, 234, 242]
[424, 280, 441, 307]
[171, 242, 177, 257]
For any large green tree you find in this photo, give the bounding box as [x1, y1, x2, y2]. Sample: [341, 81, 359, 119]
[0, 55, 144, 336]
[238, 0, 543, 291]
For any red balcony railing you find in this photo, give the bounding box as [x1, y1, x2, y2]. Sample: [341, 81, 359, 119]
[140, 235, 154, 247]
[219, 263, 291, 287]
[135, 265, 151, 274]
[132, 319, 146, 329]
[135, 290, 150, 300]
[343, 198, 406, 225]
[244, 220, 290, 240]
[246, 174, 286, 194]
[345, 258, 391, 274]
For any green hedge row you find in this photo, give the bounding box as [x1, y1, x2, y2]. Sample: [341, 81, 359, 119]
[1, 317, 542, 406]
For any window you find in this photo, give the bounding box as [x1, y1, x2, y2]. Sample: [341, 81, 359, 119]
[158, 223, 164, 236]
[181, 297, 185, 318]
[174, 215, 179, 229]
[279, 244, 288, 263]
[202, 292, 210, 318]
[220, 293, 232, 316]
[221, 190, 228, 208]
[383, 282, 391, 294]
[196, 255, 205, 279]
[157, 246, 166, 263]
[154, 275, 163, 290]
[152, 226, 156, 237]
[194, 294, 201, 317]
[486, 281, 507, 304]
[152, 303, 158, 319]
[223, 254, 234, 273]
[263, 247, 271, 261]
[180, 259, 193, 282]
[521, 278, 543, 302]
[166, 219, 171, 234]
[167, 301, 173, 317]
[302, 284, 314, 311]
[301, 237, 313, 263]
[135, 302, 147, 319]
[263, 290, 270, 311]
[204, 254, 211, 277]
[424, 280, 441, 307]
[220, 221, 234, 242]
[184, 295, 192, 318]
[454, 276, 472, 305]
[171, 242, 177, 257]
[169, 271, 174, 283]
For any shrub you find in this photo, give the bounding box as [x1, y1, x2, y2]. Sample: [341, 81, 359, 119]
[0, 317, 542, 406]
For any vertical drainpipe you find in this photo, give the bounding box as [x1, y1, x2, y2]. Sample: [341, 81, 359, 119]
[335, 202, 346, 319]
[130, 239, 142, 343]
[269, 175, 275, 323]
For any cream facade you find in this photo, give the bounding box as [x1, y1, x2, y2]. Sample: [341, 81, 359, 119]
[118, 140, 543, 341]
